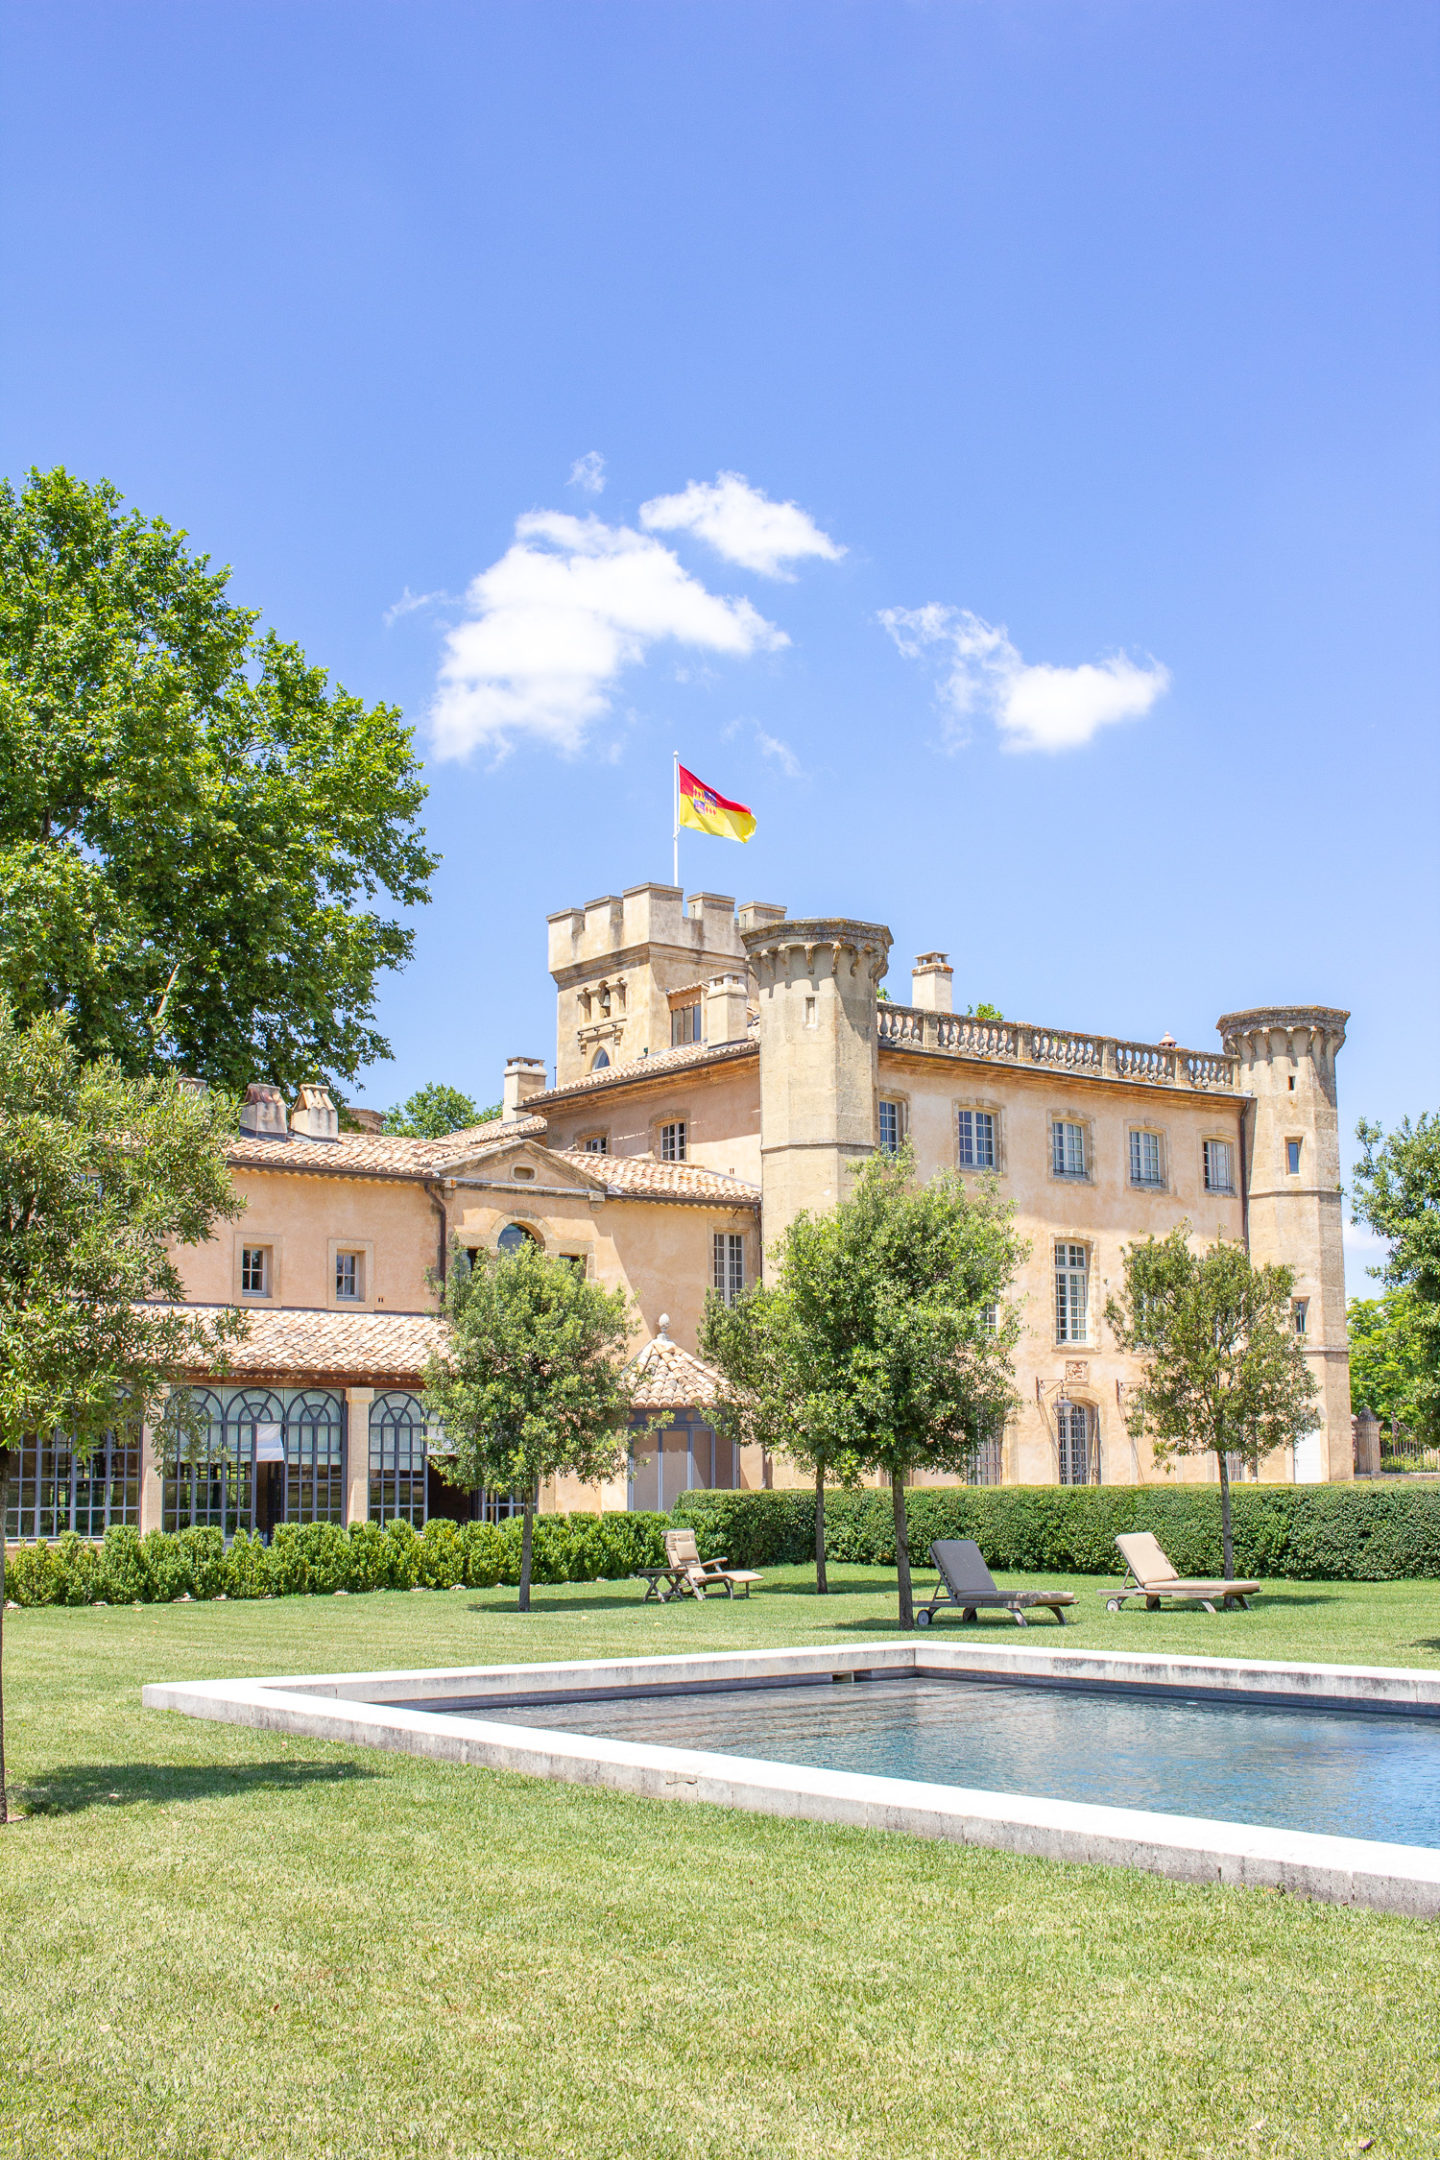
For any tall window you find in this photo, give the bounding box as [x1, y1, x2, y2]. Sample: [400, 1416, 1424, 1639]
[1203, 1138, 1235, 1193]
[240, 1246, 270, 1295]
[671, 1002, 702, 1046]
[1057, 1402, 1093, 1485]
[713, 1232, 745, 1305]
[1292, 1298, 1309, 1336]
[1055, 1242, 1089, 1342]
[335, 1250, 362, 1301]
[1051, 1120, 1087, 1178]
[659, 1121, 687, 1162]
[370, 1391, 428, 1528]
[5, 1431, 140, 1541]
[979, 1302, 999, 1336]
[957, 1109, 996, 1169]
[1129, 1130, 1163, 1187]
[1286, 1139, 1303, 1175]
[878, 1100, 903, 1154]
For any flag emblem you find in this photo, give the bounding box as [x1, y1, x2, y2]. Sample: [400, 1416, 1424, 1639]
[677, 763, 756, 844]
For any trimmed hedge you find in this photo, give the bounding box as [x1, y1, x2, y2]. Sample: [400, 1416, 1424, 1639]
[2, 1512, 671, 1609]
[671, 1484, 1440, 1582]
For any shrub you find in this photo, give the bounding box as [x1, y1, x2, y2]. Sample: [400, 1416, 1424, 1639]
[142, 1527, 193, 1601]
[221, 1529, 275, 1599]
[98, 1525, 150, 1603]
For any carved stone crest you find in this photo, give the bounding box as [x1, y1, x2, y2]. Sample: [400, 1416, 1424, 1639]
[1064, 1361, 1090, 1384]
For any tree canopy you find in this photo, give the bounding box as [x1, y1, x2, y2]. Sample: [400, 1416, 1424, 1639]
[1347, 1291, 1434, 1439]
[422, 1241, 634, 1610]
[735, 1149, 1024, 1627]
[0, 997, 247, 1817]
[1351, 1114, 1439, 1442]
[0, 467, 437, 1092]
[382, 1083, 500, 1138]
[1106, 1227, 1318, 1577]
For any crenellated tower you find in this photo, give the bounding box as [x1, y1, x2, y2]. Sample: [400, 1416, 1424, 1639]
[741, 916, 893, 1266]
[1218, 1005, 1352, 1482]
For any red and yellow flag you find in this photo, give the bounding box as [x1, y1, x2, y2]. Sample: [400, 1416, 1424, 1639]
[677, 763, 756, 844]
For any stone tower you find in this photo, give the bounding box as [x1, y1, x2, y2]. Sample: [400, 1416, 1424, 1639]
[546, 884, 784, 1088]
[740, 916, 893, 1266]
[1217, 1005, 1352, 1482]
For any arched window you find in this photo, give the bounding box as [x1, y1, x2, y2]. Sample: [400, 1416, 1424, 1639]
[1057, 1402, 1097, 1486]
[370, 1392, 428, 1528]
[592, 1049, 610, 1070]
[163, 1386, 234, 1534]
[497, 1223, 540, 1256]
[285, 1389, 345, 1524]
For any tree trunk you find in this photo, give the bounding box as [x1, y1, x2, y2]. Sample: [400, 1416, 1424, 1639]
[518, 1486, 535, 1614]
[0, 1447, 10, 1823]
[891, 1469, 914, 1630]
[1217, 1451, 1234, 1581]
[814, 1464, 828, 1595]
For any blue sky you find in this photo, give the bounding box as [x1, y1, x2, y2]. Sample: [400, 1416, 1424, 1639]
[2, 0, 1436, 1275]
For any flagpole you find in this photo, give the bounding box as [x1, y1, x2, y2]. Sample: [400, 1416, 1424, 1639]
[672, 750, 679, 888]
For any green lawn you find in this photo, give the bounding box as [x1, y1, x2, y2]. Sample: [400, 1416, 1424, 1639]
[1, 1567, 1438, 2160]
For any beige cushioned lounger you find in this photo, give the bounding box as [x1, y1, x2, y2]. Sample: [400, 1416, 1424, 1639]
[1105, 1531, 1260, 1614]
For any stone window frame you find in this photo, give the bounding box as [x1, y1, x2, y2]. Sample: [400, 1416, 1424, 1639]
[1126, 1121, 1169, 1193]
[1053, 1236, 1093, 1346]
[954, 1097, 1004, 1175]
[328, 1237, 375, 1309]
[235, 1235, 282, 1302]
[1048, 1110, 1095, 1185]
[1202, 1134, 1238, 1195]
[493, 1217, 546, 1256]
[653, 1112, 689, 1162]
[876, 1091, 909, 1154]
[1285, 1135, 1304, 1177]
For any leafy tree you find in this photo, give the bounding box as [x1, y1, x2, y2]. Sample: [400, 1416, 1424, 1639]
[1347, 1292, 1435, 1439]
[1351, 1114, 1440, 1441]
[1106, 1227, 1318, 1581]
[739, 1148, 1024, 1628]
[700, 1286, 864, 1594]
[0, 1000, 246, 1819]
[961, 1002, 1004, 1022]
[382, 1084, 501, 1139]
[0, 467, 437, 1092]
[423, 1242, 633, 1611]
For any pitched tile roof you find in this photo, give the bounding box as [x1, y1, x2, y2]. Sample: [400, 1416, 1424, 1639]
[526, 1035, 758, 1108]
[226, 1115, 547, 1178]
[556, 1151, 759, 1206]
[626, 1330, 725, 1409]
[176, 1303, 445, 1384]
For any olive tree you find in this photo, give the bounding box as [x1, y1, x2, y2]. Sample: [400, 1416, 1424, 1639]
[1106, 1226, 1319, 1579]
[423, 1241, 634, 1611]
[0, 1000, 246, 1819]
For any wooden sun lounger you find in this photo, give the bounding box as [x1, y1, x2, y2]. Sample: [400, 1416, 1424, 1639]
[646, 1528, 763, 1601]
[1102, 1531, 1261, 1613]
[915, 1539, 1076, 1628]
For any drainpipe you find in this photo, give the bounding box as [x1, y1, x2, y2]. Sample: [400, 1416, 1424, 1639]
[425, 1180, 449, 1287]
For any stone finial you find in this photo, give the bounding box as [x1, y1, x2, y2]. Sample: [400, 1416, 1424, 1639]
[239, 1084, 288, 1139]
[656, 1313, 671, 1341]
[290, 1085, 339, 1141]
[503, 1057, 549, 1119]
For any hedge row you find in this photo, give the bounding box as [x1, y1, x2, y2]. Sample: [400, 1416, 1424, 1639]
[2, 1512, 671, 1608]
[671, 1484, 1440, 1582]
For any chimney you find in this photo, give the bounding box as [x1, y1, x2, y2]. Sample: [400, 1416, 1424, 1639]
[704, 973, 750, 1045]
[290, 1085, 339, 1141]
[736, 901, 786, 934]
[344, 1106, 386, 1135]
[911, 952, 954, 1013]
[503, 1057, 549, 1119]
[238, 1084, 288, 1139]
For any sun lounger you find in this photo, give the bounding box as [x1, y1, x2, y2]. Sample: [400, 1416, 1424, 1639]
[914, 1539, 1076, 1628]
[1104, 1531, 1261, 1613]
[657, 1528, 763, 1601]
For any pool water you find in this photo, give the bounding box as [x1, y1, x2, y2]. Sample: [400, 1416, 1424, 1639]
[463, 1675, 1440, 1847]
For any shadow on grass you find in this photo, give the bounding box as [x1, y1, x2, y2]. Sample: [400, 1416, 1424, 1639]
[18, 1758, 374, 1817]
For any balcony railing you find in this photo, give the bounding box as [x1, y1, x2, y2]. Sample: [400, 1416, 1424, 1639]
[875, 1004, 1240, 1091]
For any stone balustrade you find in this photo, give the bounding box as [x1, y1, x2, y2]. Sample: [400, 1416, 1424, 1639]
[875, 1002, 1240, 1091]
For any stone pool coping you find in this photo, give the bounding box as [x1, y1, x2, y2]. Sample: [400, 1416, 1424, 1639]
[143, 1641, 1440, 1919]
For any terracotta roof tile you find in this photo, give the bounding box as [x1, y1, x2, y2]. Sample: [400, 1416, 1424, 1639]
[527, 1035, 758, 1108]
[555, 1151, 759, 1206]
[626, 1331, 725, 1409]
[227, 1115, 547, 1178]
[176, 1304, 445, 1384]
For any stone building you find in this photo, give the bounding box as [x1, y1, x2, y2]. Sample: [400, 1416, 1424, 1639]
[3, 883, 1350, 1544]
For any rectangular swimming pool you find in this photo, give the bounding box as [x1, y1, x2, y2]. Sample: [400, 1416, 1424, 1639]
[447, 1672, 1440, 1849]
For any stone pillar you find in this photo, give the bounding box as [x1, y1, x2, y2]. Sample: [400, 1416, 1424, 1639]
[345, 1388, 374, 1524]
[139, 1403, 165, 1534]
[1218, 1005, 1352, 1482]
[741, 915, 893, 1270]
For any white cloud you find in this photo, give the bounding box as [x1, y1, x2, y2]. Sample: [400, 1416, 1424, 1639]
[430, 510, 788, 760]
[569, 451, 606, 495]
[881, 604, 1170, 754]
[754, 726, 802, 778]
[384, 585, 450, 626]
[640, 471, 844, 579]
